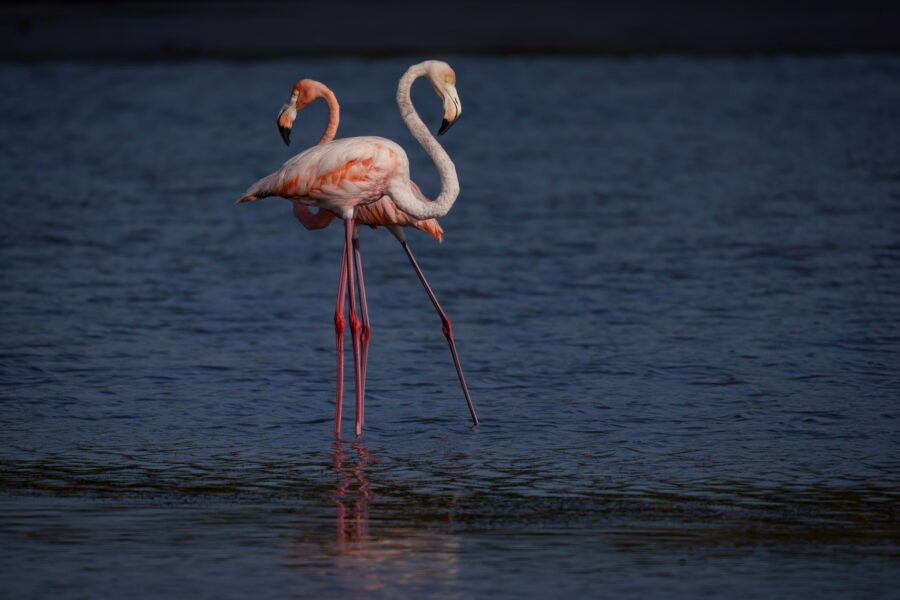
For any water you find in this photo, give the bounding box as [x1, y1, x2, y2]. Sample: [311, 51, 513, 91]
[2, 56, 899, 598]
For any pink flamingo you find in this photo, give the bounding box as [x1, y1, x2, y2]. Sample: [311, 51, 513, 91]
[238, 61, 479, 436]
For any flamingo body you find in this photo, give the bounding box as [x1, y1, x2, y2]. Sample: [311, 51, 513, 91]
[239, 137, 408, 220]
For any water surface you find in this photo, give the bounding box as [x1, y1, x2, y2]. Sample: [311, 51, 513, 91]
[1, 56, 899, 597]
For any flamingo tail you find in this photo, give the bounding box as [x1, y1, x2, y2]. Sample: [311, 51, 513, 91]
[236, 171, 282, 204]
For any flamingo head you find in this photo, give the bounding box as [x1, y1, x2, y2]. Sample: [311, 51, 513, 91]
[276, 79, 322, 146]
[424, 61, 462, 136]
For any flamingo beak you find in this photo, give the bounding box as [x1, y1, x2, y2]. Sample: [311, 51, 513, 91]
[438, 84, 461, 136]
[278, 124, 292, 146]
[438, 117, 455, 136]
[276, 103, 297, 146]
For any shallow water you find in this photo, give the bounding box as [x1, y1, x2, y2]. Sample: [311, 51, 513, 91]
[1, 56, 899, 598]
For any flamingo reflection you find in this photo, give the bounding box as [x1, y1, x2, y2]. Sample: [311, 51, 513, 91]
[288, 439, 464, 595]
[333, 439, 376, 550]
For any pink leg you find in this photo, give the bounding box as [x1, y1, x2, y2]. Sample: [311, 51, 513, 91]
[333, 246, 349, 436]
[343, 220, 365, 436]
[399, 240, 479, 425]
[353, 235, 371, 427]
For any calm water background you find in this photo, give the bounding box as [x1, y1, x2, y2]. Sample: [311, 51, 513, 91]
[2, 56, 899, 598]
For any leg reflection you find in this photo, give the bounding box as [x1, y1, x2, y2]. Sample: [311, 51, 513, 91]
[333, 438, 376, 551]
[288, 441, 463, 593]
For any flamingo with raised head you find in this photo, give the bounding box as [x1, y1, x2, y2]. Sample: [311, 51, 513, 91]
[238, 61, 479, 437]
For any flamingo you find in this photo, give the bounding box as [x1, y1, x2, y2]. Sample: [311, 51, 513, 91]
[238, 61, 479, 436]
[272, 79, 473, 427]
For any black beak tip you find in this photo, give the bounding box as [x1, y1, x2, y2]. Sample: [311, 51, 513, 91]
[278, 125, 292, 146]
[438, 118, 453, 136]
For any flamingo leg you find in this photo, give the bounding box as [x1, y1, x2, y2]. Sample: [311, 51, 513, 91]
[333, 244, 349, 436]
[343, 219, 365, 436]
[399, 240, 479, 426]
[353, 235, 371, 428]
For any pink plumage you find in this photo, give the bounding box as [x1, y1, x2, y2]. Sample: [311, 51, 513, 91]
[239, 137, 404, 218]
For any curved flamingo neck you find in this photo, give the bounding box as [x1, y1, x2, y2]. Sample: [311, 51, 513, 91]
[389, 62, 459, 220]
[318, 84, 340, 144]
[291, 80, 340, 229]
[297, 80, 340, 144]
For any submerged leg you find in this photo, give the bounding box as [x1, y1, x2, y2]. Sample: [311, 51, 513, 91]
[353, 235, 371, 428]
[399, 239, 479, 426]
[333, 245, 349, 436]
[343, 219, 365, 436]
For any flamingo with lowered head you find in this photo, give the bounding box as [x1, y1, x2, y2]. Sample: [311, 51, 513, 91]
[238, 61, 479, 437]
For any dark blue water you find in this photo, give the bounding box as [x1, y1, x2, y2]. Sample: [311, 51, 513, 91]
[2, 56, 899, 598]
